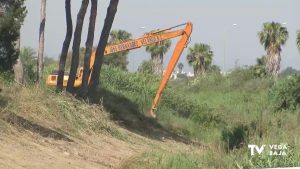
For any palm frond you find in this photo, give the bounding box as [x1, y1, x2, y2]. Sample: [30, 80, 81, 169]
[186, 43, 214, 73]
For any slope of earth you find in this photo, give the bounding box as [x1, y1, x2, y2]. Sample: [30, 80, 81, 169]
[0, 83, 203, 169]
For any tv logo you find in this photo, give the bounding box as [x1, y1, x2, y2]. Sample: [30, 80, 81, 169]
[248, 144, 266, 155]
[248, 144, 288, 156]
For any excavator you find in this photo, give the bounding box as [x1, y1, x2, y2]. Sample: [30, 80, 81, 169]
[46, 22, 193, 118]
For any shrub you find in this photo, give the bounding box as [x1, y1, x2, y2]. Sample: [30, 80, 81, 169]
[0, 71, 14, 84]
[269, 73, 300, 111]
[20, 47, 37, 84]
[222, 124, 249, 151]
[227, 67, 257, 89]
[137, 60, 154, 74]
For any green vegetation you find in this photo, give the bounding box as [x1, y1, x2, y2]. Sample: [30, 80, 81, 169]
[258, 22, 288, 77]
[104, 29, 132, 71]
[99, 65, 300, 168]
[187, 43, 213, 76]
[19, 47, 37, 83]
[269, 73, 300, 111]
[0, 72, 124, 140]
[146, 37, 171, 75]
[138, 60, 154, 74]
[0, 0, 27, 71]
[120, 151, 204, 169]
[1, 63, 300, 168]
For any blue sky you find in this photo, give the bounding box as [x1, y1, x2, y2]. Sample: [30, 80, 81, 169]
[21, 0, 300, 72]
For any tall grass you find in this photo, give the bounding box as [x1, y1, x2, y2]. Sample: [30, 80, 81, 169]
[100, 66, 300, 168]
[1, 66, 299, 168]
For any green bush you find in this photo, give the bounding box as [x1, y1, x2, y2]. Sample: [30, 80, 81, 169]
[19, 47, 37, 84]
[0, 71, 14, 84]
[137, 60, 154, 74]
[222, 124, 249, 151]
[120, 150, 203, 169]
[269, 73, 300, 111]
[227, 68, 258, 89]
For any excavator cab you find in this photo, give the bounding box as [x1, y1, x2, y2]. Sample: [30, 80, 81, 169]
[46, 68, 83, 87]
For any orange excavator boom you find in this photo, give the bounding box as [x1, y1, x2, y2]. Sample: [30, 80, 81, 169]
[149, 22, 192, 117]
[46, 22, 193, 117]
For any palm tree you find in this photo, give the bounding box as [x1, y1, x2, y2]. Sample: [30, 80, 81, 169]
[146, 39, 171, 75]
[186, 43, 213, 76]
[297, 30, 300, 51]
[89, 0, 120, 93]
[57, 0, 73, 91]
[37, 0, 46, 82]
[177, 62, 184, 74]
[81, 0, 98, 97]
[258, 22, 288, 77]
[104, 29, 132, 70]
[109, 30, 131, 43]
[66, 0, 89, 93]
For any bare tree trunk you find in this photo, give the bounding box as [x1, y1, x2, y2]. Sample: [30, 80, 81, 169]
[57, 0, 73, 92]
[37, 0, 46, 82]
[66, 0, 89, 93]
[89, 0, 119, 93]
[80, 0, 98, 97]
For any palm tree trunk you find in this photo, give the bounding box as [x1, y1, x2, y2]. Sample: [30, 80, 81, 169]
[266, 51, 281, 78]
[151, 54, 163, 75]
[194, 66, 200, 76]
[66, 0, 89, 93]
[80, 0, 98, 97]
[57, 0, 73, 92]
[13, 58, 24, 84]
[273, 53, 281, 78]
[37, 0, 46, 82]
[89, 0, 119, 93]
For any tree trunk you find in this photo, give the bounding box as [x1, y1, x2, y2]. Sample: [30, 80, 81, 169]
[193, 65, 200, 76]
[88, 0, 119, 93]
[80, 0, 98, 97]
[13, 33, 24, 84]
[151, 53, 163, 76]
[66, 0, 89, 93]
[13, 58, 24, 84]
[37, 0, 46, 82]
[57, 0, 73, 92]
[266, 51, 281, 78]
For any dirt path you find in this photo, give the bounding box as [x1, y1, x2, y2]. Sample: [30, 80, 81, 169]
[0, 130, 142, 169]
[0, 127, 201, 169]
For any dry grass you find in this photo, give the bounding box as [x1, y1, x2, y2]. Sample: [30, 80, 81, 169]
[0, 83, 125, 140]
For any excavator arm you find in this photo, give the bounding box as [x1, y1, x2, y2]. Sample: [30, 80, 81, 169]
[149, 22, 192, 117]
[46, 22, 193, 117]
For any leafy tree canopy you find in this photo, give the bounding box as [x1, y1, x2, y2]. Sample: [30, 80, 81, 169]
[0, 0, 27, 71]
[104, 29, 132, 71]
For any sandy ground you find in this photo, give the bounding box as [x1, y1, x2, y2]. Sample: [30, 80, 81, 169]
[0, 130, 142, 169]
[0, 126, 200, 169]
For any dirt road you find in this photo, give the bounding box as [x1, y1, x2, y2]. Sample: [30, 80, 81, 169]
[0, 130, 142, 169]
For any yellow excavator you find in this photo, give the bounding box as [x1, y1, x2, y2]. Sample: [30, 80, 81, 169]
[46, 22, 193, 117]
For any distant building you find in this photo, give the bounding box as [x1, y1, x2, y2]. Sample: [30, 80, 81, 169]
[163, 70, 192, 79]
[186, 72, 194, 77]
[0, 8, 5, 16]
[220, 71, 231, 76]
